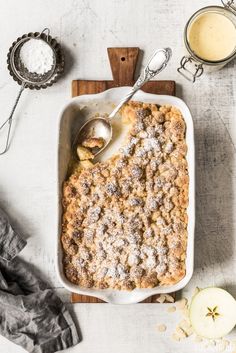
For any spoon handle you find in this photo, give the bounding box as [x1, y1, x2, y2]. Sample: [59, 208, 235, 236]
[109, 48, 172, 119]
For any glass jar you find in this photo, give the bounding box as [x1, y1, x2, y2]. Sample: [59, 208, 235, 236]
[178, 1, 236, 82]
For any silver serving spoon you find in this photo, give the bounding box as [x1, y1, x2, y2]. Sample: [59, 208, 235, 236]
[74, 48, 172, 158]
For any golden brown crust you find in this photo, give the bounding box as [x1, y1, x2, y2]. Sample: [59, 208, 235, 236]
[61, 102, 189, 290]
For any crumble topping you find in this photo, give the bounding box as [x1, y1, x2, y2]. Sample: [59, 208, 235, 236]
[61, 102, 189, 290]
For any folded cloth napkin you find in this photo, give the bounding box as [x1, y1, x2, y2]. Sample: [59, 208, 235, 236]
[0, 208, 80, 353]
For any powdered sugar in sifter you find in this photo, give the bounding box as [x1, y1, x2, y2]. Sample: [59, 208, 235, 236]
[0, 28, 64, 154]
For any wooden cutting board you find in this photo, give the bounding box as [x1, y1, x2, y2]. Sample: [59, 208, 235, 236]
[71, 47, 176, 303]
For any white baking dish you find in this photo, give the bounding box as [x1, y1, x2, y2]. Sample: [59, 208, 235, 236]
[56, 87, 195, 304]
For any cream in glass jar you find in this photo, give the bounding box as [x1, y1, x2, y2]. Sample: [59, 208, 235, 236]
[178, 4, 236, 82]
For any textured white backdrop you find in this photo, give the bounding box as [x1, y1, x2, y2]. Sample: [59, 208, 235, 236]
[0, 0, 235, 352]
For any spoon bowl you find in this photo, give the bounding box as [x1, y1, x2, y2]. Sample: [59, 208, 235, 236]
[73, 48, 172, 160]
[73, 117, 112, 158]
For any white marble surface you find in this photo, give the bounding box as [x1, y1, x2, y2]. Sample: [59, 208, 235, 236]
[0, 0, 236, 352]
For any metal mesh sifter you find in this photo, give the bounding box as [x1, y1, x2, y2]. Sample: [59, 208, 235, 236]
[0, 28, 64, 155]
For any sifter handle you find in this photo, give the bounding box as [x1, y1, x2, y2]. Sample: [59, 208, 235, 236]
[0, 83, 25, 155]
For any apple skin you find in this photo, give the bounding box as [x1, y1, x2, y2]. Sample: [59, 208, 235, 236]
[189, 287, 236, 339]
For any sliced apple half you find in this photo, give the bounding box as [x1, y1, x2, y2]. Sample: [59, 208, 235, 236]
[189, 287, 236, 339]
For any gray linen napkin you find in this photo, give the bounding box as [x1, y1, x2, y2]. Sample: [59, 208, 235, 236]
[0, 208, 80, 353]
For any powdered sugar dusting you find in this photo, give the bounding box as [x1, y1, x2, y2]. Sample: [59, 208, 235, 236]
[62, 102, 189, 290]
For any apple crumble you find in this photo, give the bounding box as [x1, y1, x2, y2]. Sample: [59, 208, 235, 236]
[61, 102, 189, 290]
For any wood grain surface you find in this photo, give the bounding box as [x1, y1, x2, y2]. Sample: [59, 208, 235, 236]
[71, 47, 175, 303]
[72, 47, 175, 96]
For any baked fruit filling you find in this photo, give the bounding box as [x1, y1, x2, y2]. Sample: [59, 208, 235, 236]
[61, 102, 189, 290]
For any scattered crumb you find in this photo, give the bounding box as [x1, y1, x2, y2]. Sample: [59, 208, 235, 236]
[172, 333, 181, 341]
[157, 324, 167, 332]
[217, 339, 230, 352]
[156, 294, 175, 303]
[222, 339, 230, 347]
[176, 297, 188, 310]
[193, 335, 203, 343]
[175, 326, 187, 339]
[165, 294, 175, 303]
[156, 294, 166, 303]
[171, 314, 194, 341]
[180, 316, 191, 325]
[155, 290, 235, 351]
[179, 319, 192, 334]
[208, 340, 216, 347]
[232, 340, 236, 350]
[181, 307, 189, 318]
[167, 306, 176, 313]
[184, 327, 194, 336]
[203, 338, 230, 352]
